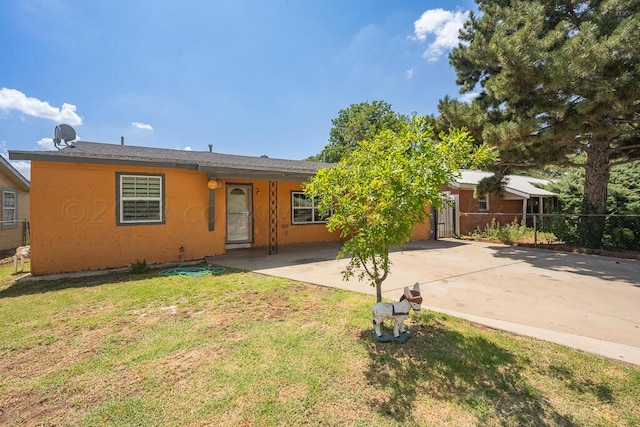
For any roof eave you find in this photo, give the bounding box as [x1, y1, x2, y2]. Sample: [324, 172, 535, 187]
[9, 152, 200, 171]
[9, 151, 319, 182]
[197, 165, 317, 182]
[503, 187, 530, 199]
[0, 155, 30, 191]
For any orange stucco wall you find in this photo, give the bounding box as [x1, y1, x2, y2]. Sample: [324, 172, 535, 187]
[30, 161, 432, 275]
[253, 182, 430, 245]
[30, 161, 229, 275]
[29, 162, 348, 275]
[246, 180, 342, 247]
[410, 214, 431, 241]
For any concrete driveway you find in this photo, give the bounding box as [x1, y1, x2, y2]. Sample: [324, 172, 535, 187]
[209, 239, 640, 365]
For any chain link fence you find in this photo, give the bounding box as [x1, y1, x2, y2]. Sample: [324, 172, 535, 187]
[534, 213, 639, 251]
[457, 213, 640, 252]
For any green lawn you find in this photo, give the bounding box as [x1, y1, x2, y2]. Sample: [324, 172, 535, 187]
[1, 263, 638, 426]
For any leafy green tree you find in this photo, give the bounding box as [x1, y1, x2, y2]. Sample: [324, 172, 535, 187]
[546, 162, 640, 249]
[448, 0, 640, 247]
[548, 162, 640, 215]
[304, 116, 495, 302]
[307, 100, 409, 163]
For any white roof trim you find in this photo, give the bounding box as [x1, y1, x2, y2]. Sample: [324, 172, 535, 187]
[455, 170, 556, 198]
[0, 155, 30, 191]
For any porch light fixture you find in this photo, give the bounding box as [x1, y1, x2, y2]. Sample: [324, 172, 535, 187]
[208, 178, 222, 190]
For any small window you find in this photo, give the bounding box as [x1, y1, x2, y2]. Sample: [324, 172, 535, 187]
[2, 190, 17, 228]
[478, 194, 489, 211]
[291, 192, 329, 224]
[117, 174, 164, 225]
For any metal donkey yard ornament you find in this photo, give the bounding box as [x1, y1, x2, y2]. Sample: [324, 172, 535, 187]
[372, 282, 423, 342]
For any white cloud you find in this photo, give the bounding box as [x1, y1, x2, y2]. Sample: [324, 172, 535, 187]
[10, 160, 31, 180]
[0, 88, 82, 125]
[412, 9, 469, 62]
[183, 146, 192, 151]
[406, 68, 414, 79]
[37, 137, 57, 151]
[132, 122, 153, 130]
[458, 92, 479, 104]
[0, 143, 31, 180]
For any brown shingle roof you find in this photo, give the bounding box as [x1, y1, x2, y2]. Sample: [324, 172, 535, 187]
[9, 141, 332, 181]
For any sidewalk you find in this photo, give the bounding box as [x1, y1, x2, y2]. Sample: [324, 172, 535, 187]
[209, 239, 640, 365]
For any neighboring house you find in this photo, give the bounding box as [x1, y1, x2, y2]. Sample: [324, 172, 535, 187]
[10, 141, 430, 275]
[438, 170, 557, 237]
[0, 156, 30, 252]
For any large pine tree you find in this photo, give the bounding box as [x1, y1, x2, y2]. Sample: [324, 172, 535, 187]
[449, 0, 640, 246]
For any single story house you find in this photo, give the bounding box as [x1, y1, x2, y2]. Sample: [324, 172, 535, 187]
[0, 155, 30, 251]
[438, 170, 557, 237]
[9, 140, 557, 275]
[10, 141, 431, 275]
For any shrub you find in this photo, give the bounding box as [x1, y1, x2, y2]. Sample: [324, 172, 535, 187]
[471, 219, 530, 244]
[608, 227, 636, 250]
[130, 259, 149, 274]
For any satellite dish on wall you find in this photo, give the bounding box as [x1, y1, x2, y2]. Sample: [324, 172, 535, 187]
[53, 124, 77, 149]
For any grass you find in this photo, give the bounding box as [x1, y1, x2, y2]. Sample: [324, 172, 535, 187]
[1, 263, 639, 426]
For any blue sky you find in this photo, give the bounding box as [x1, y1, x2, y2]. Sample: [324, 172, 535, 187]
[1, 0, 478, 179]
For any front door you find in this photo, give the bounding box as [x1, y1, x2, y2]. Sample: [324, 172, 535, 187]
[226, 184, 253, 243]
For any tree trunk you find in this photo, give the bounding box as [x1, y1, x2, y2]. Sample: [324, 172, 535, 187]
[581, 138, 611, 247]
[584, 138, 610, 214]
[375, 280, 382, 303]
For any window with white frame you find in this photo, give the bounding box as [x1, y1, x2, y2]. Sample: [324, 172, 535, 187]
[291, 192, 329, 224]
[117, 173, 164, 224]
[2, 190, 17, 228]
[478, 194, 489, 211]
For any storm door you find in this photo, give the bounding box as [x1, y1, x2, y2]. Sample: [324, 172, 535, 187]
[226, 184, 253, 243]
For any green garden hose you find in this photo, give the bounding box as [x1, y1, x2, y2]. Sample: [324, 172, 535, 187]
[158, 265, 226, 278]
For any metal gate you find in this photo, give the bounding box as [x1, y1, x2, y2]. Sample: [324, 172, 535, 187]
[437, 193, 458, 238]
